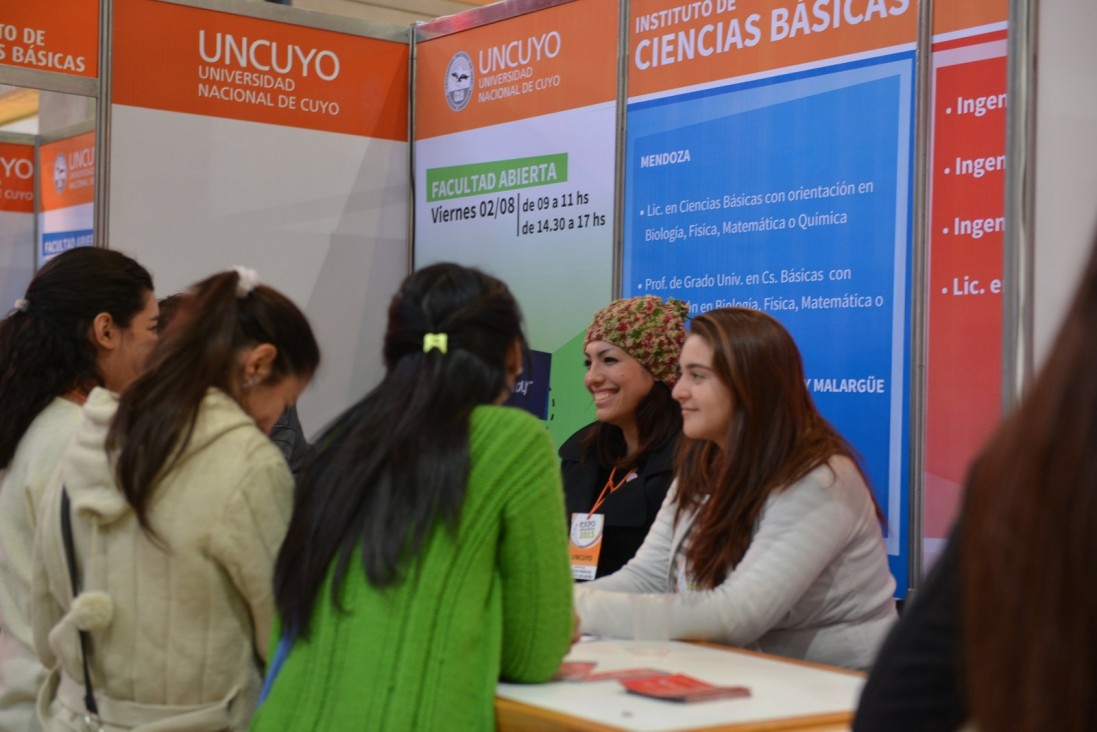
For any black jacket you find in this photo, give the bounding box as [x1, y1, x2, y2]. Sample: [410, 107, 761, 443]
[269, 405, 310, 479]
[560, 424, 677, 579]
[853, 524, 967, 731]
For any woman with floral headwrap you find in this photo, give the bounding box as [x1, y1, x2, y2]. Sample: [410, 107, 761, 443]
[561, 295, 688, 581]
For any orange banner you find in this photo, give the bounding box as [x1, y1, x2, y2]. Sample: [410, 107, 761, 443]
[113, 0, 408, 140]
[0, 0, 98, 78]
[38, 132, 96, 212]
[0, 143, 35, 214]
[628, 0, 917, 98]
[933, 0, 1007, 35]
[415, 0, 618, 140]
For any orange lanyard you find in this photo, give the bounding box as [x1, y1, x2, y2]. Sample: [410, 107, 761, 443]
[64, 389, 88, 405]
[588, 466, 635, 517]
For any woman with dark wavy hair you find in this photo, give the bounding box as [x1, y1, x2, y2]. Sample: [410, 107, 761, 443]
[251, 263, 574, 731]
[0, 247, 156, 731]
[575, 308, 896, 670]
[561, 295, 688, 580]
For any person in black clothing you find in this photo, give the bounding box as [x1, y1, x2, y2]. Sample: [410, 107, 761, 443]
[857, 221, 1097, 732]
[268, 403, 310, 478]
[562, 295, 687, 580]
[852, 524, 966, 731]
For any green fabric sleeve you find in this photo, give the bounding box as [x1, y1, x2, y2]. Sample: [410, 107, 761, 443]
[476, 408, 574, 683]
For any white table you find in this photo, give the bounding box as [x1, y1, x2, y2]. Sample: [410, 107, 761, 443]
[496, 640, 863, 731]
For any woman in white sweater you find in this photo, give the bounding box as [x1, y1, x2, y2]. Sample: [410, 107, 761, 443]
[0, 248, 156, 732]
[31, 268, 320, 731]
[574, 308, 897, 671]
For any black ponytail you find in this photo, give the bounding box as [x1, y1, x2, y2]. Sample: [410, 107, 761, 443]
[274, 263, 525, 639]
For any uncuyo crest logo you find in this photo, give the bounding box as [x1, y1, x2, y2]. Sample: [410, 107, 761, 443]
[52, 153, 68, 195]
[445, 51, 474, 112]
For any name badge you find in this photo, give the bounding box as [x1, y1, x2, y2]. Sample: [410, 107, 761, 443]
[569, 512, 604, 581]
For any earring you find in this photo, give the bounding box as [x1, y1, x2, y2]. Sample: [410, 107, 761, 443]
[242, 378, 255, 390]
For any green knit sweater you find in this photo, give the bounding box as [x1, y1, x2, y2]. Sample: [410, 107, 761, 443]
[249, 406, 574, 731]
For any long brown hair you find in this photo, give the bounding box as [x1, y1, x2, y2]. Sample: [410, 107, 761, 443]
[961, 230, 1097, 732]
[108, 270, 319, 532]
[674, 308, 863, 589]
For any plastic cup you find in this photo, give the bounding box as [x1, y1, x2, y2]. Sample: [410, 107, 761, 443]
[631, 593, 672, 655]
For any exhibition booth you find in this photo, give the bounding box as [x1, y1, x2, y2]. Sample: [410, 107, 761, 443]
[17, 0, 1097, 728]
[0, 0, 1032, 596]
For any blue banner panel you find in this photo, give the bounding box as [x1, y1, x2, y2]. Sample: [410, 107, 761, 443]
[503, 348, 552, 420]
[41, 229, 93, 259]
[624, 54, 914, 593]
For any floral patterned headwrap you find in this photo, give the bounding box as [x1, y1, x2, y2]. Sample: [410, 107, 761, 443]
[584, 295, 689, 385]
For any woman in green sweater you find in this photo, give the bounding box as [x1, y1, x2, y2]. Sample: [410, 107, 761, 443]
[251, 263, 575, 731]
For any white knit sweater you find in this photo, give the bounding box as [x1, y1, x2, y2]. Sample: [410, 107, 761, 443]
[32, 387, 293, 731]
[0, 398, 83, 732]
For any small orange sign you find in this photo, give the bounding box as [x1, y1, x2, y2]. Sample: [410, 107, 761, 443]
[415, 0, 618, 140]
[628, 0, 918, 98]
[0, 0, 99, 78]
[38, 132, 96, 212]
[0, 143, 35, 214]
[113, 0, 408, 140]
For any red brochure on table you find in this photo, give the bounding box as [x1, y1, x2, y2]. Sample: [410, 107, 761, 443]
[621, 673, 752, 703]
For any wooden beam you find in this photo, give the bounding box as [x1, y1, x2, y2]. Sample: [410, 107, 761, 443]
[0, 86, 39, 127]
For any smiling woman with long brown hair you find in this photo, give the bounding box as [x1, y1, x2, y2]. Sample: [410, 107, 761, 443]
[575, 308, 897, 670]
